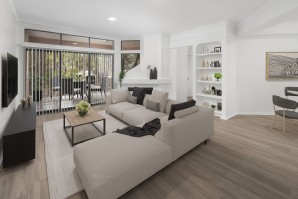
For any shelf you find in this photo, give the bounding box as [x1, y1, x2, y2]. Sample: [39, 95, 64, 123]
[197, 80, 222, 84]
[197, 93, 222, 99]
[196, 52, 222, 56]
[196, 67, 222, 70]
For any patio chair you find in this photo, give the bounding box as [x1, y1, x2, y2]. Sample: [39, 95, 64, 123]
[272, 95, 298, 134]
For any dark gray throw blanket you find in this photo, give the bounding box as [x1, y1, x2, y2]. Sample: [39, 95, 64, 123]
[114, 118, 161, 137]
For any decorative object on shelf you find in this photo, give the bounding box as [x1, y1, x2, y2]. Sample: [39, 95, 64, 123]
[153, 67, 158, 79]
[150, 69, 154, 79]
[214, 73, 222, 81]
[202, 86, 207, 94]
[210, 104, 216, 109]
[214, 61, 220, 67]
[20, 98, 27, 108]
[27, 95, 32, 106]
[202, 59, 205, 67]
[266, 52, 298, 80]
[203, 102, 209, 108]
[75, 101, 91, 117]
[206, 61, 209, 68]
[119, 70, 126, 87]
[214, 47, 221, 53]
[206, 85, 212, 94]
[208, 76, 212, 81]
[211, 86, 217, 95]
[217, 102, 222, 111]
[216, 89, 222, 96]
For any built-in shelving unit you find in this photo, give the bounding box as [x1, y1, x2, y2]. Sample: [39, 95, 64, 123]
[195, 41, 223, 117]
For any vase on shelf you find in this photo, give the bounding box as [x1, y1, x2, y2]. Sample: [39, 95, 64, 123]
[153, 67, 157, 79]
[150, 69, 154, 79]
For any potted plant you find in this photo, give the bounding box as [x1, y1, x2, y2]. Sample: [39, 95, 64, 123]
[214, 73, 222, 81]
[119, 70, 126, 87]
[75, 100, 91, 117]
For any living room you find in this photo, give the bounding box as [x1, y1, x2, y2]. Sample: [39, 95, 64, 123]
[1, 0, 298, 198]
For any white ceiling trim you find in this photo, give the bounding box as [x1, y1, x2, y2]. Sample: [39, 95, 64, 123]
[237, 0, 298, 36]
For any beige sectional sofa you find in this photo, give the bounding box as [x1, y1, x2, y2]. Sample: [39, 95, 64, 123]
[74, 89, 214, 199]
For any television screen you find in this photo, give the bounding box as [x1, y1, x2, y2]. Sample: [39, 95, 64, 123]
[2, 53, 18, 107]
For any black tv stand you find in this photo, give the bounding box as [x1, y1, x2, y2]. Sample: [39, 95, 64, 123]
[2, 103, 36, 168]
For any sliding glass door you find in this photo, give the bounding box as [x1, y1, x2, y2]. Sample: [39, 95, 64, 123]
[25, 48, 113, 114]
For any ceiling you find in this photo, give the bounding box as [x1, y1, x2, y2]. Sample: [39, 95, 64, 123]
[13, 0, 272, 38]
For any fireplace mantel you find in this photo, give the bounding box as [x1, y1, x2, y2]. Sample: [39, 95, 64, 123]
[121, 78, 171, 85]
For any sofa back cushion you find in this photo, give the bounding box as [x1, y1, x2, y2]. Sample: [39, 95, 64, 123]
[111, 88, 129, 104]
[132, 87, 146, 105]
[168, 100, 196, 120]
[127, 95, 138, 104]
[149, 90, 168, 113]
[146, 99, 160, 112]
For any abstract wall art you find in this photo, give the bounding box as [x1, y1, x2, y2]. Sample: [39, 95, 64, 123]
[266, 52, 298, 80]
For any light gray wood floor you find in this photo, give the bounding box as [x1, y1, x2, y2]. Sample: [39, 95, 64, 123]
[1, 109, 298, 199]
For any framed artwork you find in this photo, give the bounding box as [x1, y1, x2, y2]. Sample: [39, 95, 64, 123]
[266, 52, 298, 80]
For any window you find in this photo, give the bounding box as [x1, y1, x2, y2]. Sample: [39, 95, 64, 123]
[121, 53, 140, 71]
[121, 40, 140, 50]
[90, 38, 113, 50]
[24, 29, 114, 50]
[25, 29, 60, 45]
[61, 34, 89, 48]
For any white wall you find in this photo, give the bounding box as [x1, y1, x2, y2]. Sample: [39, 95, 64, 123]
[175, 47, 188, 101]
[236, 35, 298, 115]
[0, 0, 18, 164]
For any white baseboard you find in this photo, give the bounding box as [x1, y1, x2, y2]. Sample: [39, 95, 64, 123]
[238, 112, 274, 116]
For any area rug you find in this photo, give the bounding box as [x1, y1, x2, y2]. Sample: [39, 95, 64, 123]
[43, 111, 127, 199]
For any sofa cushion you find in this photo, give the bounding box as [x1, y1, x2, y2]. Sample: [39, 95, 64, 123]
[146, 99, 160, 112]
[108, 102, 141, 120]
[73, 133, 172, 199]
[123, 107, 167, 126]
[127, 95, 138, 104]
[132, 87, 146, 105]
[168, 100, 196, 120]
[150, 90, 168, 113]
[111, 88, 128, 104]
[165, 99, 180, 115]
[174, 105, 199, 118]
[143, 94, 150, 106]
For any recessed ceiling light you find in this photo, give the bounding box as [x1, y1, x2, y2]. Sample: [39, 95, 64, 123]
[108, 17, 116, 21]
[73, 42, 77, 45]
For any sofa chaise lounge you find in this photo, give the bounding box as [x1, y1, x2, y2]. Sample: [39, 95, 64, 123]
[74, 89, 214, 199]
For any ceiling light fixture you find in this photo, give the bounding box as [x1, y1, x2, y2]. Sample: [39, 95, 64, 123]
[73, 42, 77, 45]
[108, 17, 116, 21]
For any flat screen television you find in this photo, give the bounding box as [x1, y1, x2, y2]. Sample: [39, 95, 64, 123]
[2, 53, 18, 107]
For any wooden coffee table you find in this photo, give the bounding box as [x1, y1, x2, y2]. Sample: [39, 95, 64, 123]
[63, 108, 106, 146]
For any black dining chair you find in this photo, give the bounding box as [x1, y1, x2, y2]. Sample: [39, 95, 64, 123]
[272, 95, 298, 134]
[285, 87, 298, 98]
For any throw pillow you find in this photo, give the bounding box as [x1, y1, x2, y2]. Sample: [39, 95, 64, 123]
[111, 88, 128, 104]
[150, 90, 168, 112]
[174, 106, 199, 118]
[146, 99, 160, 112]
[168, 99, 196, 120]
[127, 95, 138, 104]
[132, 87, 146, 105]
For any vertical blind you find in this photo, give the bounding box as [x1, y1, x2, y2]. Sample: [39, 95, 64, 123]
[25, 48, 113, 115]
